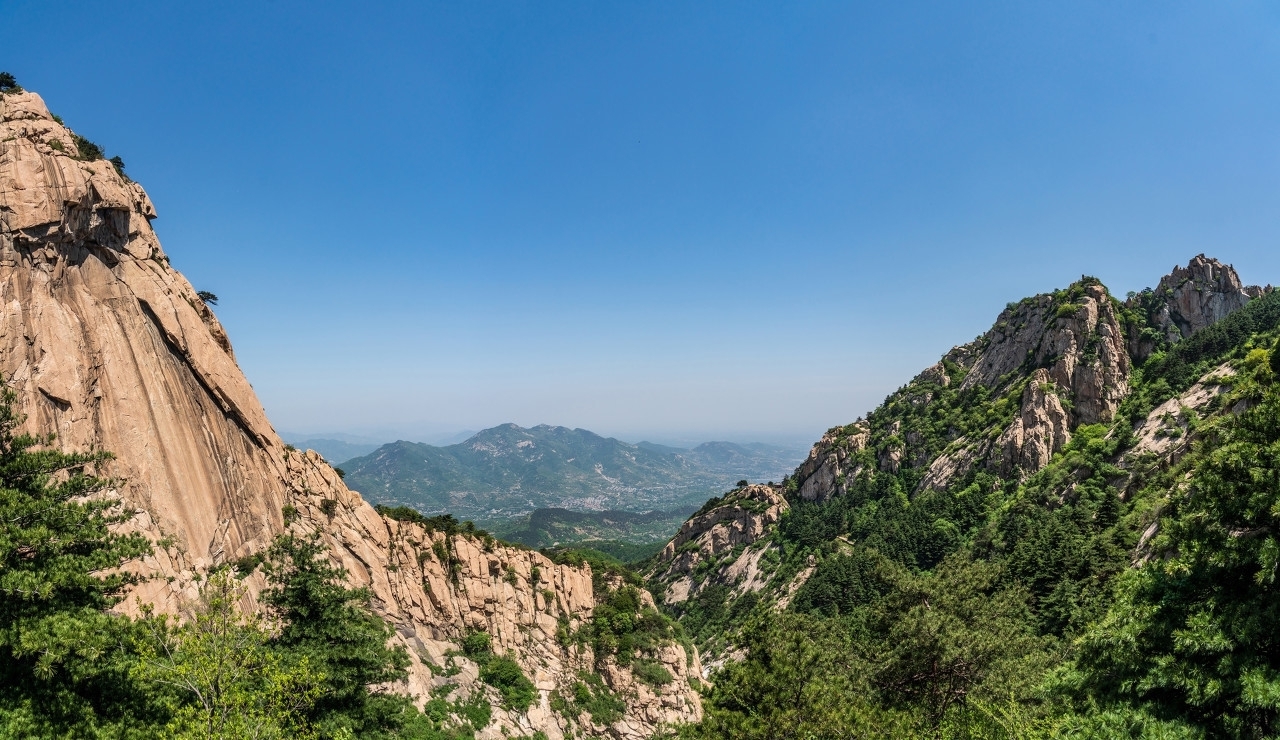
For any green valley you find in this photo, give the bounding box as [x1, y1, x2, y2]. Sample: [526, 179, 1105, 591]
[337, 424, 804, 526]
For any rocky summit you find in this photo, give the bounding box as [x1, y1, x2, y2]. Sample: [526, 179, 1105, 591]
[646, 255, 1272, 667]
[0, 89, 699, 739]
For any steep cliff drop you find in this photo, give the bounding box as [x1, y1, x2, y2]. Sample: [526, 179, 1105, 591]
[0, 89, 699, 739]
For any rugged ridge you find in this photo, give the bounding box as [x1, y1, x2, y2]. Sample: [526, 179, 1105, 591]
[649, 256, 1269, 663]
[0, 90, 699, 739]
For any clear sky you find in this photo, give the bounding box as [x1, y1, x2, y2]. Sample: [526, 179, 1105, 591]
[6, 1, 1280, 446]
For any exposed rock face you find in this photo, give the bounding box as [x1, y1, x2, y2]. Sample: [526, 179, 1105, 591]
[996, 369, 1072, 477]
[0, 91, 699, 738]
[1126, 364, 1235, 471]
[1148, 254, 1261, 344]
[962, 282, 1130, 426]
[795, 423, 869, 502]
[651, 485, 787, 604]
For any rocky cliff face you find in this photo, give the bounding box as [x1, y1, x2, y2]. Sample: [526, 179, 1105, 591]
[0, 90, 699, 739]
[648, 257, 1267, 664]
[648, 484, 787, 604]
[995, 368, 1073, 476]
[794, 423, 868, 503]
[1126, 254, 1266, 360]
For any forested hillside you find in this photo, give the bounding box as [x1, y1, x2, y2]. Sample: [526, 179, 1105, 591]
[339, 424, 804, 522]
[654, 257, 1280, 738]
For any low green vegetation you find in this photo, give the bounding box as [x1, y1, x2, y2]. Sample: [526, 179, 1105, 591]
[0, 384, 494, 738]
[459, 632, 536, 711]
[578, 585, 678, 669]
[670, 285, 1280, 737]
[551, 672, 626, 727]
[492, 506, 686, 557]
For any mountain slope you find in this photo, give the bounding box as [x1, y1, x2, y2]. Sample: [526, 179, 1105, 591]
[645, 258, 1259, 646]
[656, 257, 1280, 737]
[0, 88, 700, 738]
[340, 423, 805, 520]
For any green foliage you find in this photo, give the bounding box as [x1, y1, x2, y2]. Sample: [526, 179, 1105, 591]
[580, 586, 678, 668]
[1067, 372, 1280, 737]
[680, 614, 884, 739]
[73, 133, 104, 161]
[0, 384, 155, 735]
[666, 582, 761, 650]
[375, 505, 489, 539]
[631, 659, 673, 687]
[457, 631, 535, 711]
[262, 531, 416, 738]
[870, 554, 1051, 730]
[981, 422, 1132, 636]
[478, 657, 535, 711]
[196, 290, 219, 306]
[0, 72, 20, 93]
[551, 672, 625, 726]
[791, 546, 894, 617]
[461, 632, 491, 659]
[685, 558, 1055, 738]
[134, 571, 322, 739]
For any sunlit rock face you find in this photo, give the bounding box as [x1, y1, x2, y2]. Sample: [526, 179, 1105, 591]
[0, 90, 700, 739]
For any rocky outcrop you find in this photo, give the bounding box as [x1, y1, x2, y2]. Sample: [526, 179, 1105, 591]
[1156, 255, 1260, 339]
[996, 369, 1072, 477]
[962, 281, 1129, 425]
[795, 423, 869, 502]
[1125, 256, 1267, 361]
[1125, 363, 1235, 469]
[0, 90, 699, 738]
[650, 485, 787, 604]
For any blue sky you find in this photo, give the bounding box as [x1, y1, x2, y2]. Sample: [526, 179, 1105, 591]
[6, 1, 1280, 446]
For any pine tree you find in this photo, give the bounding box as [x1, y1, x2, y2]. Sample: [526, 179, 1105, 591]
[0, 384, 155, 733]
[261, 528, 414, 738]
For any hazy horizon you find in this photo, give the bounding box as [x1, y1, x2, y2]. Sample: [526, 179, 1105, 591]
[280, 425, 819, 452]
[8, 2, 1280, 443]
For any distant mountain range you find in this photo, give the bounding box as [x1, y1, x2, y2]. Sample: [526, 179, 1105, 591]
[286, 437, 382, 464]
[336, 423, 807, 522]
[490, 507, 696, 561]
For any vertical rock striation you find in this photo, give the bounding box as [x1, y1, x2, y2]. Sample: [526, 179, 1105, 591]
[0, 90, 699, 739]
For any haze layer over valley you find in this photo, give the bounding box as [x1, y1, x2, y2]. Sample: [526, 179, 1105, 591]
[333, 423, 806, 525]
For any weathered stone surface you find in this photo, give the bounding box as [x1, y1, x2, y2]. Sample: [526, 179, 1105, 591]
[996, 369, 1072, 477]
[0, 90, 699, 738]
[652, 484, 787, 604]
[1150, 254, 1260, 343]
[961, 283, 1130, 426]
[794, 423, 868, 502]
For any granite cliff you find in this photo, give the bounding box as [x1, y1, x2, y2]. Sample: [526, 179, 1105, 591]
[0, 89, 699, 739]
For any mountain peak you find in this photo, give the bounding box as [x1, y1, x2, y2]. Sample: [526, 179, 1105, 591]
[1127, 254, 1268, 360]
